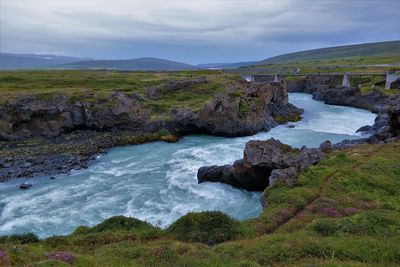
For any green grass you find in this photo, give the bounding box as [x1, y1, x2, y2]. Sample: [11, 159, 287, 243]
[1, 141, 399, 266]
[0, 69, 228, 102]
[167, 211, 247, 245]
[0, 70, 234, 118]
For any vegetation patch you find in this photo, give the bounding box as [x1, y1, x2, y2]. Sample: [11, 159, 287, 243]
[72, 216, 158, 235]
[167, 211, 244, 245]
[0, 233, 39, 244]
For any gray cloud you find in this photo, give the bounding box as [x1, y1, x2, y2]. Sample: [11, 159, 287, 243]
[1, 0, 399, 63]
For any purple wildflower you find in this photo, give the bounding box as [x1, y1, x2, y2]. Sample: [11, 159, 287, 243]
[320, 207, 340, 217]
[48, 251, 75, 264]
[343, 207, 358, 215]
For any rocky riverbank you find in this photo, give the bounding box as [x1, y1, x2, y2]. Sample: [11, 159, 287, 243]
[0, 78, 302, 181]
[287, 76, 400, 142]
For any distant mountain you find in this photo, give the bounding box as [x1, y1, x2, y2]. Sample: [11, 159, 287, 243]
[201, 41, 400, 69]
[198, 61, 258, 69]
[258, 41, 400, 65]
[0, 53, 90, 70]
[57, 57, 200, 71]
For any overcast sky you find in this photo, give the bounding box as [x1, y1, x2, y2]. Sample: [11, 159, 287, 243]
[1, 0, 399, 64]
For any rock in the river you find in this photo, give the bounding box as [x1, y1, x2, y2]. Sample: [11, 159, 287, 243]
[197, 161, 269, 191]
[356, 125, 375, 134]
[197, 138, 325, 191]
[20, 183, 32, 189]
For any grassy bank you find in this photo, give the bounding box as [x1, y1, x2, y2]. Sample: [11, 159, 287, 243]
[1, 141, 399, 266]
[0, 70, 233, 113]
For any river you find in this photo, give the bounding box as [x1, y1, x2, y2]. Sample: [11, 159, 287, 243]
[0, 93, 376, 238]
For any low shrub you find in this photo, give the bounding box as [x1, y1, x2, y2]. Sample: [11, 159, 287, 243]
[72, 216, 157, 235]
[167, 211, 243, 245]
[0, 233, 39, 244]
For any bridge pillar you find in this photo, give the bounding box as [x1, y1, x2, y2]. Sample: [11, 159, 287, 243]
[385, 73, 398, 89]
[274, 74, 280, 83]
[342, 73, 350, 88]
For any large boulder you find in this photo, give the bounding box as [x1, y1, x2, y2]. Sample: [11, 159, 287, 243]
[197, 138, 325, 191]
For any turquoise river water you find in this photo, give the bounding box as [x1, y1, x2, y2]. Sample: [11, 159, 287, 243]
[0, 93, 376, 238]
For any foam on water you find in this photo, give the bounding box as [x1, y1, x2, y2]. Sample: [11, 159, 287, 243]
[0, 93, 376, 238]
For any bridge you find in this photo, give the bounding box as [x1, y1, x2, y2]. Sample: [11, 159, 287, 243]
[248, 72, 399, 89]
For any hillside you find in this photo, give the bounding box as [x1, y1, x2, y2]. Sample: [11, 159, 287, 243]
[198, 61, 258, 69]
[57, 57, 200, 71]
[258, 40, 400, 64]
[200, 41, 400, 69]
[0, 141, 399, 266]
[0, 53, 89, 70]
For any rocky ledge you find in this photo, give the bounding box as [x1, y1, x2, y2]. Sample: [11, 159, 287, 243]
[197, 138, 325, 192]
[0, 78, 301, 141]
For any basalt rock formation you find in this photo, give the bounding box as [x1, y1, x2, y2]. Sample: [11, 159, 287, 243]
[197, 138, 324, 191]
[0, 79, 302, 142]
[195, 80, 302, 136]
[0, 92, 151, 141]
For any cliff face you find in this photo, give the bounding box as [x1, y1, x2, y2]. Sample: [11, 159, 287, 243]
[0, 79, 302, 141]
[0, 93, 151, 141]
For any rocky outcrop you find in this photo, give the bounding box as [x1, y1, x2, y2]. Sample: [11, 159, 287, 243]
[0, 92, 150, 141]
[197, 138, 324, 191]
[0, 79, 302, 142]
[196, 81, 302, 137]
